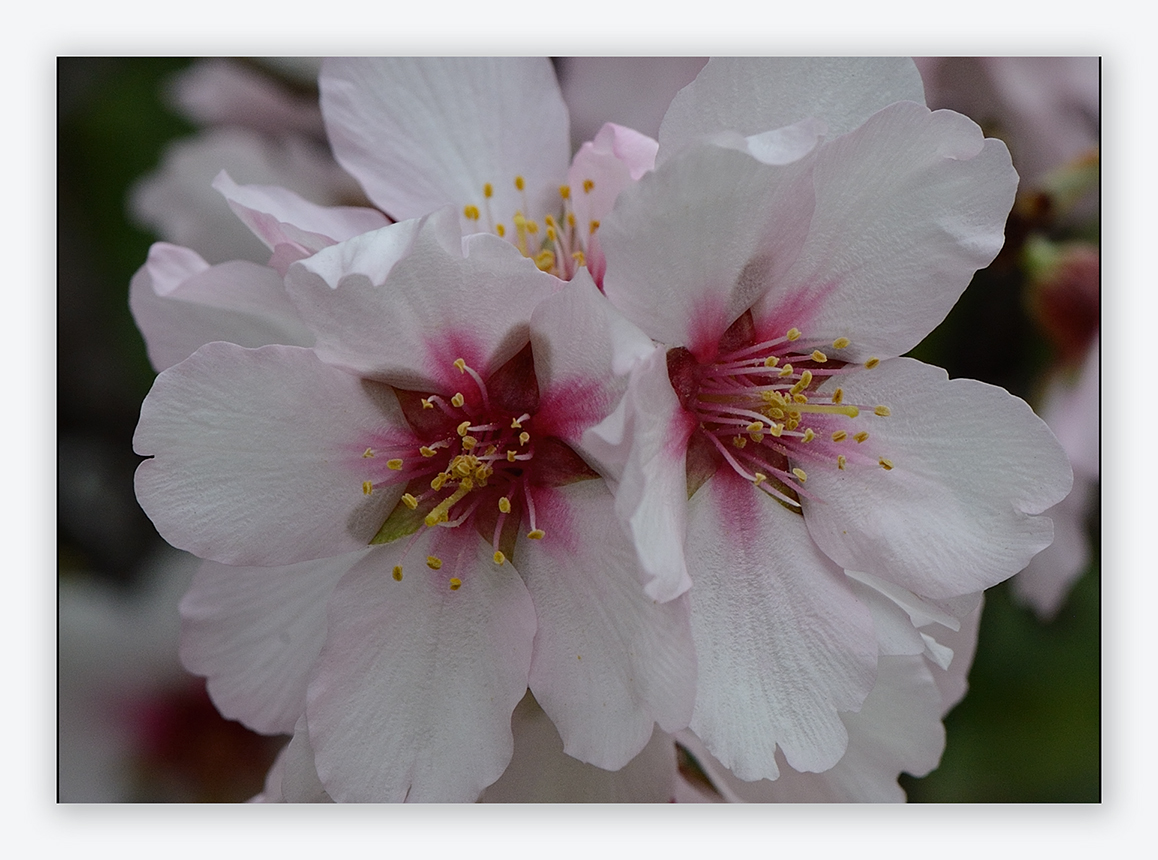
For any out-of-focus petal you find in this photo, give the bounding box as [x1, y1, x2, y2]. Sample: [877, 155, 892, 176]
[480, 692, 679, 803]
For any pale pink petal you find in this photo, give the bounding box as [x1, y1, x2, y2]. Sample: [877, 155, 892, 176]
[517, 480, 696, 769]
[658, 57, 926, 160]
[131, 127, 364, 264]
[679, 653, 944, 802]
[600, 142, 815, 354]
[212, 170, 388, 274]
[529, 271, 656, 460]
[320, 58, 570, 228]
[558, 57, 707, 148]
[686, 468, 877, 780]
[134, 342, 407, 567]
[755, 101, 1017, 359]
[928, 600, 983, 715]
[1042, 334, 1100, 480]
[169, 58, 325, 136]
[568, 123, 658, 229]
[584, 347, 695, 602]
[249, 742, 287, 802]
[306, 535, 536, 802]
[280, 715, 333, 803]
[1013, 476, 1095, 619]
[287, 208, 561, 391]
[803, 357, 1073, 599]
[479, 692, 679, 803]
[179, 551, 367, 735]
[129, 242, 314, 371]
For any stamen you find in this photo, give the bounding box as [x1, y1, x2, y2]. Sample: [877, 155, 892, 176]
[832, 430, 847, 442]
[832, 337, 851, 349]
[792, 467, 808, 483]
[362, 481, 374, 495]
[450, 392, 465, 408]
[811, 350, 828, 363]
[582, 179, 594, 193]
[426, 556, 443, 570]
[493, 551, 506, 565]
[865, 357, 880, 369]
[854, 431, 869, 443]
[362, 448, 374, 458]
[402, 493, 418, 510]
[449, 577, 462, 590]
[527, 529, 545, 540]
[879, 458, 894, 471]
[387, 459, 403, 471]
[874, 405, 891, 417]
[786, 328, 801, 341]
[392, 565, 403, 581]
[837, 455, 847, 470]
[498, 497, 511, 514]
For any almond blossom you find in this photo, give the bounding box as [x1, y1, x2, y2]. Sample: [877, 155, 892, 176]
[585, 57, 1074, 782]
[134, 208, 695, 801]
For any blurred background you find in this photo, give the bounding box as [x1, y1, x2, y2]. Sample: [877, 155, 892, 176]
[57, 56, 1099, 803]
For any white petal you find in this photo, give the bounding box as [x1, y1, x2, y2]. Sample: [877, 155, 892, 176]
[601, 143, 815, 353]
[479, 692, 679, 803]
[129, 242, 314, 371]
[658, 57, 925, 160]
[803, 357, 1073, 599]
[281, 715, 333, 803]
[517, 480, 696, 768]
[687, 468, 877, 780]
[212, 170, 388, 273]
[756, 101, 1018, 359]
[1013, 475, 1095, 619]
[320, 58, 570, 228]
[134, 342, 407, 566]
[584, 347, 695, 602]
[179, 551, 367, 734]
[306, 535, 536, 802]
[287, 208, 560, 391]
[567, 123, 658, 234]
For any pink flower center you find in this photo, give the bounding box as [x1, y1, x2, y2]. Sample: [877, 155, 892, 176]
[668, 312, 894, 509]
[359, 344, 596, 588]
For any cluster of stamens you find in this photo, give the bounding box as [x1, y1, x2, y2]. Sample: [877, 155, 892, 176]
[360, 357, 545, 588]
[675, 326, 894, 510]
[462, 176, 600, 281]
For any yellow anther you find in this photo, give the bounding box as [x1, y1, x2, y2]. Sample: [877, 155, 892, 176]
[768, 423, 783, 437]
[837, 455, 847, 470]
[493, 551, 506, 565]
[802, 428, 815, 443]
[510, 417, 522, 429]
[879, 458, 894, 471]
[534, 250, 556, 271]
[749, 431, 764, 443]
[832, 337, 851, 350]
[431, 473, 447, 490]
[519, 431, 530, 446]
[544, 214, 557, 228]
[526, 220, 539, 235]
[559, 184, 571, 199]
[582, 179, 594, 193]
[454, 358, 467, 373]
[763, 355, 779, 367]
[854, 431, 870, 444]
[779, 364, 794, 377]
[732, 436, 747, 448]
[474, 464, 492, 483]
[746, 421, 764, 434]
[793, 393, 809, 404]
[832, 430, 848, 442]
[457, 421, 471, 436]
[811, 350, 828, 363]
[566, 212, 576, 228]
[589, 219, 600, 234]
[362, 448, 374, 458]
[449, 577, 462, 590]
[527, 529, 546, 540]
[498, 497, 511, 514]
[832, 388, 844, 404]
[362, 481, 374, 495]
[392, 565, 403, 581]
[451, 457, 477, 478]
[753, 472, 767, 485]
[483, 183, 494, 198]
[496, 223, 506, 237]
[427, 556, 443, 570]
[421, 398, 434, 410]
[387, 458, 403, 471]
[463, 204, 480, 221]
[462, 436, 478, 451]
[792, 467, 808, 483]
[451, 392, 465, 408]
[402, 493, 418, 510]
[420, 446, 437, 458]
[506, 450, 517, 462]
[787, 328, 801, 341]
[515, 175, 525, 191]
[571, 250, 586, 266]
[865, 357, 880, 369]
[874, 405, 892, 417]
